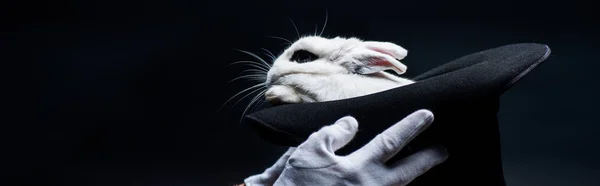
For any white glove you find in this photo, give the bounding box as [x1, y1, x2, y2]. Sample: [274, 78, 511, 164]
[244, 109, 448, 186]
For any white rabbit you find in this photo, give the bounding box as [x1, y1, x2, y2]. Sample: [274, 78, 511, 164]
[265, 36, 415, 105]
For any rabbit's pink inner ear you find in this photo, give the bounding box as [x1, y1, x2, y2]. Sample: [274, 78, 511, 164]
[363, 41, 408, 60]
[353, 54, 406, 75]
[369, 57, 406, 74]
[370, 57, 393, 68]
[368, 47, 396, 58]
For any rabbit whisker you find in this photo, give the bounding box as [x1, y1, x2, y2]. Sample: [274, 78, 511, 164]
[236, 49, 272, 69]
[218, 82, 266, 111]
[287, 17, 301, 40]
[231, 83, 266, 107]
[319, 10, 328, 36]
[228, 61, 270, 72]
[261, 48, 277, 61]
[240, 89, 267, 123]
[265, 36, 292, 44]
[229, 74, 267, 83]
[257, 97, 267, 110]
[240, 69, 268, 75]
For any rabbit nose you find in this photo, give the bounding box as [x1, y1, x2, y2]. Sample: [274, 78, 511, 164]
[265, 69, 276, 86]
[266, 75, 274, 86]
[266, 70, 283, 86]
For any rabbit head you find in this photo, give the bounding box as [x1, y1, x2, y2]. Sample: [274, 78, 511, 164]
[265, 36, 414, 105]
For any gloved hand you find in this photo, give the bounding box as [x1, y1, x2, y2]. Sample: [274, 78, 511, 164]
[243, 109, 448, 186]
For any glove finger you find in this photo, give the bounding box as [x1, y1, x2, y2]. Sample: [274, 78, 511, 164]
[348, 109, 434, 162]
[268, 147, 296, 172]
[297, 115, 359, 155]
[385, 146, 448, 185]
[244, 147, 296, 185]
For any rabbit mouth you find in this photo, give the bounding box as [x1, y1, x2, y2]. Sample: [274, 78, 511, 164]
[265, 85, 304, 105]
[265, 84, 318, 105]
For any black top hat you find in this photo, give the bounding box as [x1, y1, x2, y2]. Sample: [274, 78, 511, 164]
[244, 43, 551, 185]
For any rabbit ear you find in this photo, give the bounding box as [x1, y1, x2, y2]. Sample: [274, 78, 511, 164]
[343, 42, 408, 75]
[363, 41, 408, 60]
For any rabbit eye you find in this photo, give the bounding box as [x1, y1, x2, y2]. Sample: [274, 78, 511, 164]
[290, 49, 319, 63]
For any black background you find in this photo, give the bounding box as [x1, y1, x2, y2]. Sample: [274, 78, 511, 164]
[5, 0, 600, 185]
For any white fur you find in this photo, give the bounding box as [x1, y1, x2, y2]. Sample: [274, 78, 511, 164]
[265, 36, 414, 104]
